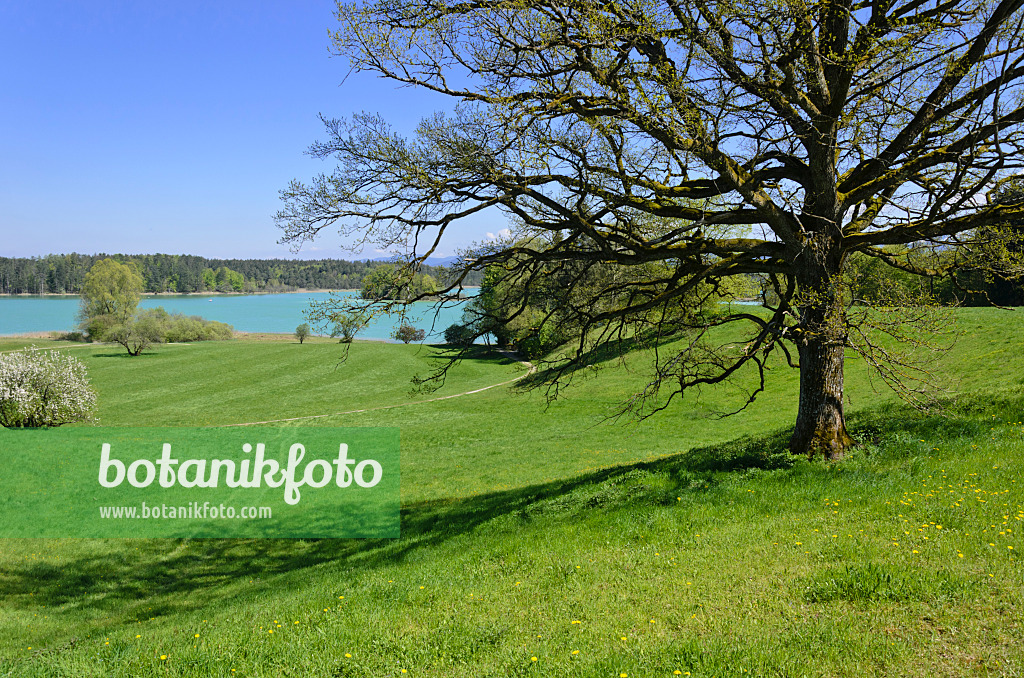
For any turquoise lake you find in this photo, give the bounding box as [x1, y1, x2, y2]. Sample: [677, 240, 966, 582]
[0, 291, 473, 341]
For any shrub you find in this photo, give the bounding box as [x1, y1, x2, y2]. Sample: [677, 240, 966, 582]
[162, 314, 233, 342]
[515, 322, 568, 359]
[443, 323, 475, 346]
[81, 313, 118, 342]
[94, 308, 234, 352]
[0, 348, 97, 427]
[330, 312, 369, 343]
[163, 316, 205, 343]
[391, 323, 426, 344]
[49, 331, 88, 342]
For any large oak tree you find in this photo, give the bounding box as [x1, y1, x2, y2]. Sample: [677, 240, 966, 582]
[278, 0, 1024, 458]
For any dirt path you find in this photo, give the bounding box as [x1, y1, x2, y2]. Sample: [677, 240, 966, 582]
[220, 351, 535, 427]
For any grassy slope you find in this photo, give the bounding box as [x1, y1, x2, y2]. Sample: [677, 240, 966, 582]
[0, 308, 1022, 676]
[78, 340, 522, 428]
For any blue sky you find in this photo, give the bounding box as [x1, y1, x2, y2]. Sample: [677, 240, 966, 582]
[0, 1, 501, 260]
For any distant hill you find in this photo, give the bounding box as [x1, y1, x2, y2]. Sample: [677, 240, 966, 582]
[423, 255, 463, 266]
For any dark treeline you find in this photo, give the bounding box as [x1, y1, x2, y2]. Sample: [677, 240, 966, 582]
[0, 254, 481, 295]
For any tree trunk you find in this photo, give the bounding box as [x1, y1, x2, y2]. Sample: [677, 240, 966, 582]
[789, 239, 855, 459]
[790, 327, 854, 459]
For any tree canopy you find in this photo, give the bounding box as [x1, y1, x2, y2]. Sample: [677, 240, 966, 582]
[79, 258, 143, 324]
[278, 0, 1024, 458]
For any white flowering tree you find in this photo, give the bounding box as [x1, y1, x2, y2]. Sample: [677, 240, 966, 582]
[0, 348, 97, 427]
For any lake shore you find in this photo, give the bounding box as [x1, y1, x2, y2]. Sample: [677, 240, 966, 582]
[0, 288, 353, 297]
[0, 286, 479, 298]
[0, 331, 398, 347]
[0, 331, 57, 339]
[0, 289, 479, 337]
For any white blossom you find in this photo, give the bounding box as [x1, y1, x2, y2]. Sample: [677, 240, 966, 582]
[0, 347, 97, 427]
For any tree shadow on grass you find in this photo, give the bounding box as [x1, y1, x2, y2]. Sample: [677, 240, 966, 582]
[0, 434, 792, 627]
[2, 387, 1021, 636]
[424, 344, 522, 366]
[425, 335, 685, 393]
[514, 331, 688, 392]
[412, 345, 527, 392]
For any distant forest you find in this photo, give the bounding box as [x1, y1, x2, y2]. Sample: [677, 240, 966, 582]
[0, 254, 481, 295]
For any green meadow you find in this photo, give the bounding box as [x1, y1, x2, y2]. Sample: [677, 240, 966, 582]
[1, 307, 1022, 676]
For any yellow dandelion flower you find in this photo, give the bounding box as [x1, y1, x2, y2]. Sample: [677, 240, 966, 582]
[572, 650, 579, 655]
[345, 653, 352, 658]
[531, 656, 538, 662]
[160, 655, 167, 660]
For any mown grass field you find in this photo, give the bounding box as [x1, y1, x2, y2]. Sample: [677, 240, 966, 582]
[0, 308, 1022, 676]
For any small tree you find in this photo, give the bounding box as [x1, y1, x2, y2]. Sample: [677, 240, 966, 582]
[0, 348, 97, 427]
[78, 258, 144, 336]
[391, 323, 425, 344]
[330, 312, 368, 343]
[106, 309, 166, 356]
[295, 322, 311, 344]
